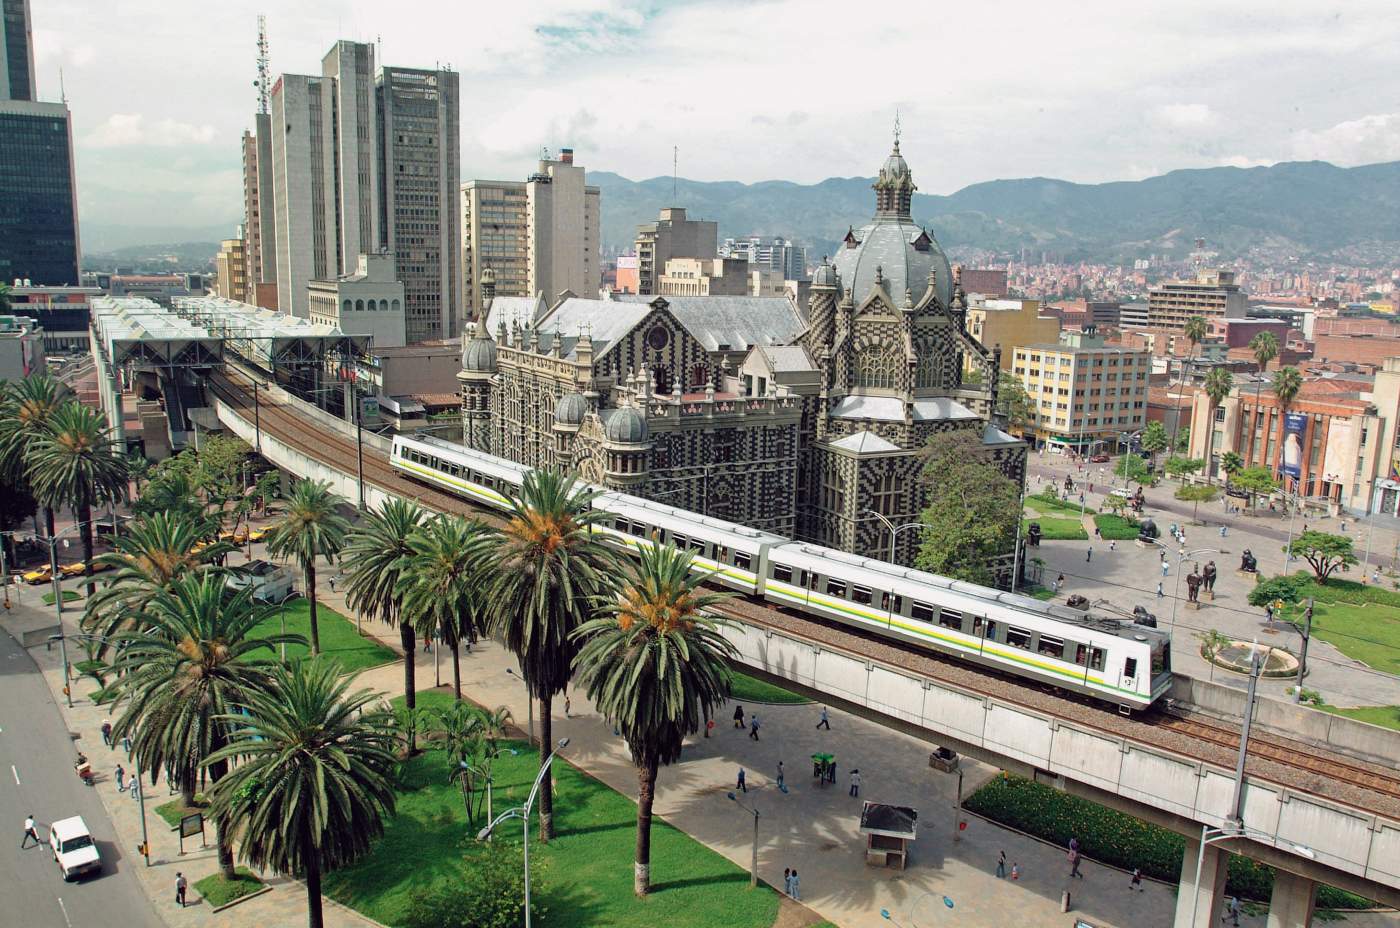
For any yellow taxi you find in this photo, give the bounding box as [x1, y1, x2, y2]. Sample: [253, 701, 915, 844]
[22, 564, 54, 585]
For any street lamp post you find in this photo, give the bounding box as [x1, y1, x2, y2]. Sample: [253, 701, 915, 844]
[477, 739, 570, 928]
[252, 380, 262, 454]
[1153, 542, 1223, 630]
[863, 510, 922, 565]
[15, 522, 94, 708]
[727, 791, 760, 888]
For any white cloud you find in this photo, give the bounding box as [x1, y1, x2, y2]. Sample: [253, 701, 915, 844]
[87, 113, 218, 149]
[1291, 114, 1400, 166]
[1152, 103, 1218, 129]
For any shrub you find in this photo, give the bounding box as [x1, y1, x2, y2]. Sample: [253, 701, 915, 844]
[964, 775, 1373, 908]
[1094, 514, 1140, 540]
[403, 843, 541, 928]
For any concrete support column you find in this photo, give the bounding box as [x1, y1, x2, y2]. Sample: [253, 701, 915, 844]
[1173, 838, 1229, 928]
[1266, 870, 1317, 928]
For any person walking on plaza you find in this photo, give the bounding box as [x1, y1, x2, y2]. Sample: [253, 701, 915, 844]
[996, 849, 1007, 878]
[1162, 560, 1170, 577]
[1086, 547, 1093, 563]
[849, 769, 861, 797]
[1069, 847, 1083, 879]
[21, 815, 39, 849]
[100, 719, 112, 747]
[1010, 861, 1020, 881]
[776, 760, 785, 790]
[130, 777, 141, 802]
[705, 717, 714, 738]
[789, 869, 801, 900]
[176, 872, 188, 907]
[1156, 581, 1164, 598]
[784, 868, 792, 896]
[733, 704, 745, 728]
[749, 714, 761, 740]
[1130, 867, 1144, 892]
[737, 767, 747, 793]
[1225, 894, 1241, 926]
[1220, 524, 1227, 537]
[816, 706, 830, 729]
[115, 763, 126, 792]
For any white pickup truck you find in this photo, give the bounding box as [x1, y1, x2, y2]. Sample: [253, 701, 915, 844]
[49, 816, 101, 881]
[226, 559, 297, 603]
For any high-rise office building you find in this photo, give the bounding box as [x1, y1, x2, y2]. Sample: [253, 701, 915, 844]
[635, 207, 717, 295]
[377, 66, 459, 341]
[0, 0, 79, 286]
[322, 41, 379, 274]
[1147, 269, 1247, 331]
[461, 179, 528, 318]
[269, 72, 327, 318]
[2, 0, 35, 101]
[526, 149, 599, 303]
[241, 118, 277, 308]
[461, 149, 599, 317]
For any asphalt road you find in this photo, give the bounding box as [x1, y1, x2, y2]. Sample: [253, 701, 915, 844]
[0, 625, 162, 928]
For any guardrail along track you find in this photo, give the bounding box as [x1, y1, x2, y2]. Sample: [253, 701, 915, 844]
[208, 367, 1400, 821]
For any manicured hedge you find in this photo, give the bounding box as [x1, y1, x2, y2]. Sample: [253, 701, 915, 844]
[964, 775, 1372, 909]
[1094, 514, 1140, 540]
[1022, 517, 1088, 541]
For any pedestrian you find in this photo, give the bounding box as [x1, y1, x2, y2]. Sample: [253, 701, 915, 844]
[996, 849, 1006, 879]
[1069, 837, 1079, 852]
[327, 574, 337, 593]
[816, 706, 830, 730]
[737, 767, 747, 793]
[733, 704, 745, 728]
[1225, 894, 1241, 926]
[749, 714, 760, 740]
[776, 760, 785, 790]
[1130, 867, 1143, 892]
[705, 717, 714, 738]
[849, 769, 861, 797]
[1160, 549, 1166, 563]
[784, 867, 792, 896]
[121, 734, 132, 755]
[1056, 573, 1065, 593]
[1220, 525, 1227, 537]
[130, 778, 141, 802]
[1095, 525, 1102, 539]
[1109, 540, 1116, 552]
[1089, 482, 1094, 494]
[1010, 862, 1020, 881]
[1086, 547, 1092, 563]
[176, 872, 188, 907]
[1069, 847, 1083, 879]
[789, 869, 801, 900]
[100, 719, 112, 747]
[116, 763, 126, 792]
[1157, 581, 1164, 598]
[21, 814, 39, 849]
[1162, 561, 1170, 577]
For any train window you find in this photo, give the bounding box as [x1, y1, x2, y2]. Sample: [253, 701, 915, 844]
[630, 522, 647, 538]
[1089, 647, 1106, 671]
[910, 601, 935, 623]
[735, 552, 752, 571]
[1152, 646, 1170, 675]
[891, 594, 902, 613]
[851, 585, 873, 606]
[672, 533, 688, 550]
[972, 616, 984, 637]
[826, 579, 847, 598]
[690, 539, 706, 555]
[1073, 644, 1088, 666]
[1038, 636, 1065, 660]
[984, 620, 997, 640]
[1006, 627, 1032, 650]
[772, 565, 793, 583]
[1124, 657, 1138, 679]
[614, 518, 630, 534]
[938, 609, 963, 631]
[719, 546, 729, 562]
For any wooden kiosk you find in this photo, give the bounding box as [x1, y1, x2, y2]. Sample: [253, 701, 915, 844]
[859, 802, 918, 869]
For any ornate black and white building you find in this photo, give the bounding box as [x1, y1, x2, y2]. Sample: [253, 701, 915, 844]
[458, 141, 1026, 566]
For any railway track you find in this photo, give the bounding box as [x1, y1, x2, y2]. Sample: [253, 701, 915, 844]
[204, 366, 1400, 820]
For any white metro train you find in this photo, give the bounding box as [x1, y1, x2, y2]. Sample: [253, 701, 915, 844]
[391, 434, 1173, 711]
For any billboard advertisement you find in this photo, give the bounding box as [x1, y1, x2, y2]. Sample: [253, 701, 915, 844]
[1280, 413, 1307, 478]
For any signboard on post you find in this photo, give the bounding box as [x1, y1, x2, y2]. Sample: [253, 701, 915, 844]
[178, 812, 206, 855]
[1281, 413, 1307, 478]
[359, 394, 380, 428]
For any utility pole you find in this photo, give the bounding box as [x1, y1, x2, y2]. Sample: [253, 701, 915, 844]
[1229, 642, 1264, 828]
[1293, 599, 1313, 703]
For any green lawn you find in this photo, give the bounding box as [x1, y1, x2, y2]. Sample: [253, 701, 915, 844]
[1027, 492, 1091, 516]
[154, 796, 209, 828]
[1320, 704, 1400, 731]
[193, 867, 263, 907]
[728, 669, 811, 705]
[1028, 587, 1056, 601]
[1021, 516, 1087, 541]
[248, 598, 395, 674]
[1307, 599, 1400, 676]
[323, 736, 780, 928]
[43, 590, 82, 604]
[1094, 513, 1140, 540]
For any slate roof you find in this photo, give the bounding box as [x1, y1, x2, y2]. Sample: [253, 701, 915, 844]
[830, 395, 979, 422]
[616, 295, 806, 351]
[756, 345, 818, 373]
[833, 217, 952, 308]
[828, 430, 902, 454]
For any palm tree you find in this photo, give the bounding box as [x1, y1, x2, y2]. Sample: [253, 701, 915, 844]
[1244, 330, 1280, 465]
[1272, 365, 1304, 482]
[1171, 316, 1209, 454]
[109, 575, 301, 879]
[573, 544, 737, 895]
[203, 660, 398, 928]
[27, 402, 129, 596]
[397, 514, 495, 702]
[342, 497, 427, 750]
[0, 374, 70, 537]
[266, 479, 349, 655]
[488, 469, 617, 841]
[82, 511, 231, 649]
[1202, 367, 1234, 480]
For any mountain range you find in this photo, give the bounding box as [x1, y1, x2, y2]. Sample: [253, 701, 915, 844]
[590, 160, 1400, 265]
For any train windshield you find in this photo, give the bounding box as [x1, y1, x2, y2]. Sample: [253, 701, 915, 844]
[1150, 640, 1171, 676]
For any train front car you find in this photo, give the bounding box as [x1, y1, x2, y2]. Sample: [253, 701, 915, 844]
[389, 434, 526, 512]
[761, 542, 1171, 712]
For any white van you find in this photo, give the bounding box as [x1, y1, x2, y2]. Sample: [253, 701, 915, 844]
[226, 559, 296, 603]
[49, 816, 101, 881]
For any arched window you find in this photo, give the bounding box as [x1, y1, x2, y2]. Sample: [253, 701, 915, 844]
[392, 299, 401, 312]
[355, 299, 364, 312]
[854, 344, 900, 390]
[914, 337, 940, 388]
[342, 299, 351, 313]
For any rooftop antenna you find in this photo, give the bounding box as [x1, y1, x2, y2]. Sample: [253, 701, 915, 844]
[255, 14, 270, 115]
[673, 145, 678, 201]
[58, 67, 66, 105]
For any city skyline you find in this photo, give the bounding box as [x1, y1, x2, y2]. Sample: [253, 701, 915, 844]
[29, 0, 1400, 246]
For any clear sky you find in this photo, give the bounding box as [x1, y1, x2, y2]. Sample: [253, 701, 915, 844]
[32, 0, 1400, 243]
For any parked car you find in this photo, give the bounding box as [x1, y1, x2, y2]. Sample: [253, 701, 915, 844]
[226, 559, 296, 603]
[1090, 453, 1109, 463]
[22, 564, 54, 585]
[49, 816, 101, 881]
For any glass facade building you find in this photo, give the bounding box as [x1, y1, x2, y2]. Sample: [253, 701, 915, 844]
[0, 100, 80, 286]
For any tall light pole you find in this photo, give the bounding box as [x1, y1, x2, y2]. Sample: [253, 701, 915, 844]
[477, 738, 570, 928]
[863, 510, 922, 565]
[727, 791, 760, 888]
[17, 521, 94, 708]
[1153, 542, 1222, 630]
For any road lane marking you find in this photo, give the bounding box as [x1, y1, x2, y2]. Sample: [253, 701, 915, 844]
[57, 897, 73, 927]
[11, 764, 18, 785]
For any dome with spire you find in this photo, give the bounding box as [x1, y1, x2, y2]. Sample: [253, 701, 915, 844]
[461, 326, 498, 373]
[811, 261, 839, 288]
[553, 392, 587, 427]
[832, 136, 952, 309]
[603, 405, 648, 444]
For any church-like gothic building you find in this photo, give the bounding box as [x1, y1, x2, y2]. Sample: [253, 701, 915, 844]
[458, 141, 1026, 568]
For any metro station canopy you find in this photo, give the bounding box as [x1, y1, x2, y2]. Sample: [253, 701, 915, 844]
[170, 297, 370, 371]
[91, 296, 224, 368]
